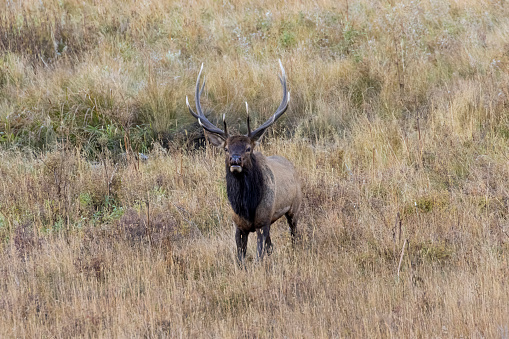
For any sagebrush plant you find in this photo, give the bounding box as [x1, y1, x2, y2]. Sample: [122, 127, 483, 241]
[2, 0, 509, 337]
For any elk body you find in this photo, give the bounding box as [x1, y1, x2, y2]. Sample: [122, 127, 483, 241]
[187, 61, 302, 262]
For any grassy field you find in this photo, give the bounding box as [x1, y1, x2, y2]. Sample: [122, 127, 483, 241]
[2, 0, 509, 337]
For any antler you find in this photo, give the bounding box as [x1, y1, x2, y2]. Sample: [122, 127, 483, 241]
[187, 63, 228, 139]
[247, 59, 290, 141]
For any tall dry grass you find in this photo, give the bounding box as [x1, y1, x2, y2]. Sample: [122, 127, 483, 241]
[2, 0, 509, 337]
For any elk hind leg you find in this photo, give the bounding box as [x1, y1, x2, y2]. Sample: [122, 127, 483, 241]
[256, 225, 270, 261]
[285, 212, 298, 244]
[265, 234, 273, 256]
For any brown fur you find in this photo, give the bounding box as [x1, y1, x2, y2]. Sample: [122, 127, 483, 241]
[228, 153, 301, 230]
[224, 139, 302, 262]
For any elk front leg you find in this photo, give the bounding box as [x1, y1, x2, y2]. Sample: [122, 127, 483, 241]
[256, 225, 270, 261]
[235, 228, 248, 263]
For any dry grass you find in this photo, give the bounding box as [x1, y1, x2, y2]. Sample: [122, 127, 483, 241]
[2, 0, 509, 337]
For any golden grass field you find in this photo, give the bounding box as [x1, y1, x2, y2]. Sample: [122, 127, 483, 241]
[2, 0, 509, 337]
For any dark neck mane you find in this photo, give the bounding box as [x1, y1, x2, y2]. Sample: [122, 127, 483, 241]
[225, 155, 264, 222]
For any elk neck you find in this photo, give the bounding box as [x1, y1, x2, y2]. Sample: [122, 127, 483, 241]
[225, 153, 265, 222]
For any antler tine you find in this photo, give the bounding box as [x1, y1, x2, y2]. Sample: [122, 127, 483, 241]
[187, 63, 227, 137]
[195, 63, 205, 117]
[245, 102, 251, 135]
[223, 113, 228, 136]
[247, 59, 290, 140]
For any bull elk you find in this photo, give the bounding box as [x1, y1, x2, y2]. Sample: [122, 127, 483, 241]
[186, 60, 302, 262]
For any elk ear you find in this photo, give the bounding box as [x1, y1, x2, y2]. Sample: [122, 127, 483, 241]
[204, 131, 226, 147]
[249, 138, 259, 150]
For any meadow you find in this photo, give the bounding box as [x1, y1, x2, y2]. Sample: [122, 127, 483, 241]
[2, 0, 509, 337]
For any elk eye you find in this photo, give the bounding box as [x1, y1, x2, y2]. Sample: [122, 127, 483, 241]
[224, 147, 228, 153]
[246, 147, 251, 152]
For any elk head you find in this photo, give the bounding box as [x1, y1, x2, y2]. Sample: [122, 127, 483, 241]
[186, 60, 290, 174]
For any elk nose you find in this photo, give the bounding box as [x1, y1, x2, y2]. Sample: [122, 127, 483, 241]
[230, 155, 241, 166]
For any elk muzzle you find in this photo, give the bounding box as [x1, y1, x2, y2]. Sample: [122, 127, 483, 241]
[229, 155, 243, 173]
